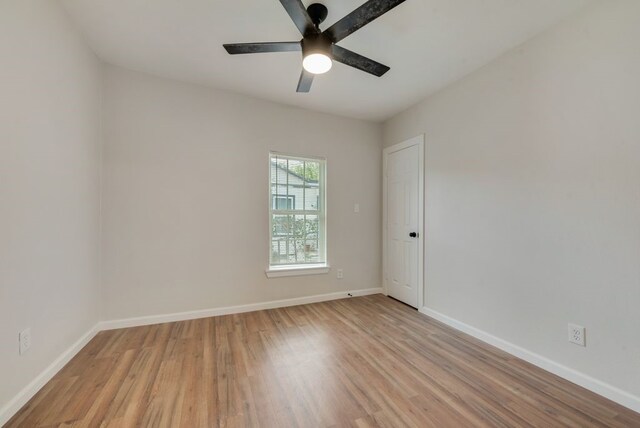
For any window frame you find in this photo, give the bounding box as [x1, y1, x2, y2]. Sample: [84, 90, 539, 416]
[266, 152, 328, 277]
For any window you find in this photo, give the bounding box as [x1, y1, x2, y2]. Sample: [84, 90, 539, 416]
[269, 153, 326, 271]
[272, 195, 294, 210]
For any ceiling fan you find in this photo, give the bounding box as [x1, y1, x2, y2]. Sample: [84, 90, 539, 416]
[223, 0, 406, 92]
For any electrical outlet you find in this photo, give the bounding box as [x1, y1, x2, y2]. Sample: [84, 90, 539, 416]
[568, 324, 585, 347]
[337, 269, 344, 279]
[354, 203, 360, 213]
[19, 328, 31, 355]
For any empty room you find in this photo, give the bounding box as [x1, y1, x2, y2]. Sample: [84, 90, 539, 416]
[2, 0, 640, 426]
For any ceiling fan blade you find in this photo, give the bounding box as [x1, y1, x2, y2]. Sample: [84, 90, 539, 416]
[324, 0, 406, 43]
[279, 0, 317, 36]
[223, 42, 301, 55]
[296, 69, 314, 92]
[331, 45, 390, 77]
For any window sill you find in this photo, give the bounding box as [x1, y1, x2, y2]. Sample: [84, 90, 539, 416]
[265, 264, 330, 278]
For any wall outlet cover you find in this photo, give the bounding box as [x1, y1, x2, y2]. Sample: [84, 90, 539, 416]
[568, 324, 586, 347]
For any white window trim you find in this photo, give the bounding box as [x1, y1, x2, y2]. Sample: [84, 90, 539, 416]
[265, 264, 330, 278]
[267, 152, 327, 276]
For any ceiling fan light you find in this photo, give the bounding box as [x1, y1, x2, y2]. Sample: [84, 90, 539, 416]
[303, 53, 332, 74]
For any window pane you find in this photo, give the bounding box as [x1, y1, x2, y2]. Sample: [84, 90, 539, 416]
[274, 158, 288, 194]
[303, 161, 320, 211]
[271, 214, 291, 265]
[301, 215, 320, 263]
[272, 214, 290, 236]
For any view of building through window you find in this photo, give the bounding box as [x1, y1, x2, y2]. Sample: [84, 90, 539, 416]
[269, 153, 326, 266]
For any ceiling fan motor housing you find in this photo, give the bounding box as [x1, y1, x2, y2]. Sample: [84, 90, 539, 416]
[301, 34, 332, 59]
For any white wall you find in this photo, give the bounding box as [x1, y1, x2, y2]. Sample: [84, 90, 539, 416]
[0, 0, 101, 414]
[383, 0, 640, 399]
[101, 66, 382, 321]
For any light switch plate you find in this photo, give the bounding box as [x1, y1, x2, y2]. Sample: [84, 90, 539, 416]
[19, 328, 31, 355]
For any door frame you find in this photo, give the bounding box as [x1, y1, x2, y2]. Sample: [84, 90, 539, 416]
[382, 134, 425, 309]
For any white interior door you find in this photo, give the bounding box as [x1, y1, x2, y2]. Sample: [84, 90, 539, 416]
[384, 137, 423, 308]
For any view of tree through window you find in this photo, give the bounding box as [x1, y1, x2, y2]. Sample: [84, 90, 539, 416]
[289, 162, 319, 181]
[269, 153, 326, 266]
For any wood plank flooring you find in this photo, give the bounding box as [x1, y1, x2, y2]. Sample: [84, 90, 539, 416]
[6, 295, 640, 427]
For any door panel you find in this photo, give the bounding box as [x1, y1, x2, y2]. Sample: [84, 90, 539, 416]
[386, 143, 420, 308]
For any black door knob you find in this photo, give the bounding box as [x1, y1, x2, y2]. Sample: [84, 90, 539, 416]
[409, 232, 418, 238]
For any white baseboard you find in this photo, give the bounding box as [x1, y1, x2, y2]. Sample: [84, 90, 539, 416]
[99, 287, 384, 330]
[0, 324, 100, 427]
[419, 306, 640, 413]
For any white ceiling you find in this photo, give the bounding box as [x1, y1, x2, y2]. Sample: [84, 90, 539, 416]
[61, 0, 592, 121]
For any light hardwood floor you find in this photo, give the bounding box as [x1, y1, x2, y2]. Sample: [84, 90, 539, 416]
[6, 295, 640, 427]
